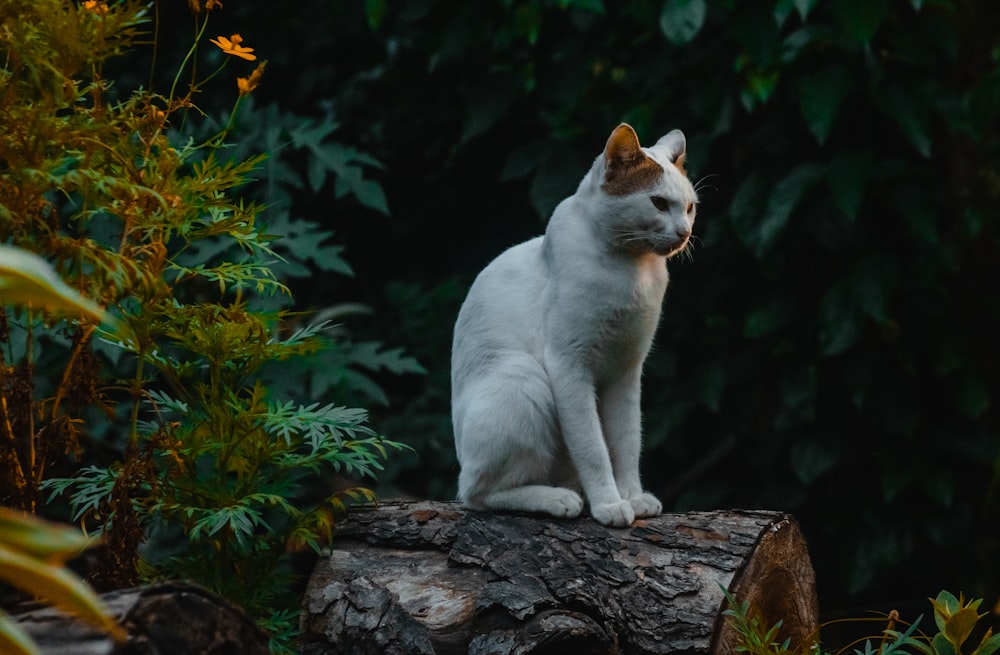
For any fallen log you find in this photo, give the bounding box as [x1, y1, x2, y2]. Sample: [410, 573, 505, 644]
[13, 582, 268, 655]
[301, 500, 819, 655]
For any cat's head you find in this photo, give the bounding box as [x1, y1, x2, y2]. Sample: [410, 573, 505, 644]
[591, 123, 697, 258]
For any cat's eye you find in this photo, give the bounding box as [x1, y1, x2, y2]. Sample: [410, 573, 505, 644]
[650, 196, 669, 211]
[686, 202, 695, 214]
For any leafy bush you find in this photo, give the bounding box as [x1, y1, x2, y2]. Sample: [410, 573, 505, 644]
[0, 0, 413, 649]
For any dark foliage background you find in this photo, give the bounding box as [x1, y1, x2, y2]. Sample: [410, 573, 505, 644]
[157, 0, 1000, 620]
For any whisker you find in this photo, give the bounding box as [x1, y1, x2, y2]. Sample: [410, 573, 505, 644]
[676, 239, 696, 263]
[693, 173, 722, 195]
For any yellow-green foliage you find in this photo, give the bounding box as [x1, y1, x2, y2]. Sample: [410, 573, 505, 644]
[724, 590, 1000, 655]
[0, 0, 273, 514]
[0, 248, 118, 655]
[0, 244, 109, 324]
[0, 507, 123, 655]
[884, 591, 1000, 655]
[0, 1, 407, 650]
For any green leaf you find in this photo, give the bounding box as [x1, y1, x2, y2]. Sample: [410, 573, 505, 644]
[0, 507, 94, 560]
[889, 185, 938, 244]
[933, 633, 959, 655]
[529, 150, 581, 220]
[659, 0, 708, 45]
[734, 163, 823, 258]
[500, 141, 548, 181]
[933, 591, 962, 633]
[743, 302, 791, 338]
[885, 617, 933, 655]
[145, 389, 191, 416]
[825, 150, 872, 220]
[740, 64, 780, 109]
[301, 139, 390, 215]
[795, 0, 819, 20]
[0, 536, 123, 641]
[0, 615, 44, 655]
[462, 74, 519, 142]
[43, 466, 120, 523]
[819, 281, 862, 356]
[799, 67, 849, 144]
[773, 0, 796, 27]
[761, 163, 824, 237]
[696, 363, 726, 412]
[852, 255, 897, 322]
[879, 85, 933, 158]
[921, 472, 955, 509]
[790, 441, 839, 485]
[334, 174, 390, 215]
[561, 0, 605, 13]
[0, 245, 110, 324]
[833, 0, 889, 45]
[774, 0, 819, 28]
[348, 341, 427, 376]
[365, 0, 387, 30]
[729, 170, 767, 251]
[973, 632, 1000, 655]
[781, 26, 828, 64]
[953, 374, 990, 420]
[277, 218, 353, 277]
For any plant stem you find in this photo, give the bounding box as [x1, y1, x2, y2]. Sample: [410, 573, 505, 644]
[25, 308, 36, 513]
[167, 14, 211, 108]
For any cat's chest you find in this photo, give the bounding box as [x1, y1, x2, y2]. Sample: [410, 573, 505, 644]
[584, 256, 667, 378]
[631, 253, 669, 306]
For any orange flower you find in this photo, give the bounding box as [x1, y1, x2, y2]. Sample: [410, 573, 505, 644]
[82, 0, 109, 15]
[237, 61, 266, 96]
[209, 34, 257, 61]
[187, 0, 221, 12]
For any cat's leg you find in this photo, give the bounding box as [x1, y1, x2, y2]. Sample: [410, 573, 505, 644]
[600, 370, 662, 519]
[475, 485, 584, 518]
[545, 356, 635, 527]
[454, 358, 584, 519]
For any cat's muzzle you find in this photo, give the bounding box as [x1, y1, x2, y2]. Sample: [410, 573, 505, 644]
[617, 229, 691, 257]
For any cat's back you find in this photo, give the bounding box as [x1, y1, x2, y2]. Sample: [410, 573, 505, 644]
[452, 236, 548, 378]
[454, 235, 547, 334]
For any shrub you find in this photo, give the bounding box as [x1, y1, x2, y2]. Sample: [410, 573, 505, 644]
[0, 1, 412, 649]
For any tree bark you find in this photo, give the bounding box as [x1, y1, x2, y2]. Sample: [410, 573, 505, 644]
[13, 582, 269, 655]
[301, 500, 818, 655]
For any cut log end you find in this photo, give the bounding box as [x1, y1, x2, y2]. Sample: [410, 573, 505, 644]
[301, 501, 819, 655]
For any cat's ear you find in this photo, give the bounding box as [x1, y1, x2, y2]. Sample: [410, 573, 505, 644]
[601, 124, 664, 195]
[655, 129, 687, 173]
[604, 123, 644, 168]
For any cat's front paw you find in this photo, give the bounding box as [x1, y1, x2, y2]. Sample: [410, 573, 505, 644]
[628, 491, 662, 518]
[590, 499, 635, 528]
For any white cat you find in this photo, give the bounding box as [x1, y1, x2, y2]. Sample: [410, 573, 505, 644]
[451, 123, 697, 527]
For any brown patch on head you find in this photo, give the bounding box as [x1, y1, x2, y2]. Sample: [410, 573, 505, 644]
[601, 123, 665, 196]
[674, 151, 687, 176]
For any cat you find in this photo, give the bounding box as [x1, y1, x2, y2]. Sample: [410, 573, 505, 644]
[450, 123, 697, 527]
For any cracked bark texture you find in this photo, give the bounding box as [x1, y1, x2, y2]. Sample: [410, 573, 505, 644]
[301, 501, 818, 655]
